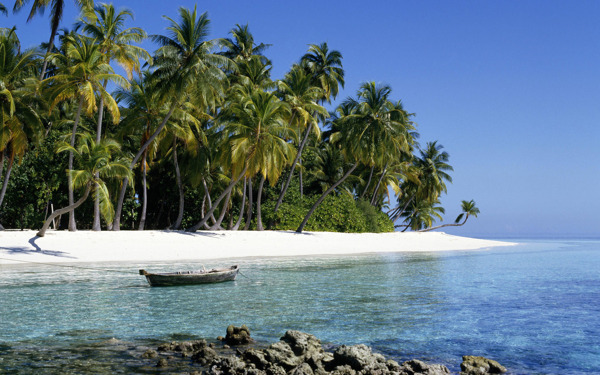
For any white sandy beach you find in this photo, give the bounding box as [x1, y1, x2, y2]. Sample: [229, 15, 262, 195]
[0, 230, 515, 265]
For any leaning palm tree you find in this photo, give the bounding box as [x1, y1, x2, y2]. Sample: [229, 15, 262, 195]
[77, 2, 150, 230]
[43, 33, 128, 231]
[419, 200, 480, 232]
[37, 133, 132, 236]
[13, 0, 94, 79]
[111, 5, 231, 230]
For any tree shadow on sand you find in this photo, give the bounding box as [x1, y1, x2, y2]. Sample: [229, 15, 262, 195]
[0, 236, 76, 259]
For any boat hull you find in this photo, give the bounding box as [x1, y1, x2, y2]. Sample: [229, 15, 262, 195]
[140, 266, 239, 287]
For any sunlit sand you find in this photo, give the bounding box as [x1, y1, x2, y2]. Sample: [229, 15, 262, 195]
[0, 230, 516, 265]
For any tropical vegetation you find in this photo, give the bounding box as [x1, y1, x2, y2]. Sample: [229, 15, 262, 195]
[0, 2, 479, 234]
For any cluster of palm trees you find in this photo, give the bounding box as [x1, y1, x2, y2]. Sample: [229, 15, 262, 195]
[0, 2, 479, 235]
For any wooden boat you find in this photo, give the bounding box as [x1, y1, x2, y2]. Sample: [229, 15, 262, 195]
[139, 265, 239, 287]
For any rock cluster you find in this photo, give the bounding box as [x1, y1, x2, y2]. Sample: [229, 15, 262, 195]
[460, 356, 507, 375]
[147, 327, 507, 375]
[220, 324, 253, 346]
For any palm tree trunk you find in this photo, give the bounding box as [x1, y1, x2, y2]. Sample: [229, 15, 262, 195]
[299, 159, 303, 199]
[232, 178, 247, 231]
[296, 162, 359, 233]
[360, 166, 375, 199]
[269, 124, 310, 229]
[0, 153, 14, 211]
[37, 183, 91, 237]
[92, 80, 108, 231]
[244, 177, 253, 230]
[419, 215, 468, 232]
[209, 189, 231, 230]
[39, 30, 57, 80]
[391, 193, 415, 222]
[200, 195, 210, 229]
[202, 178, 218, 225]
[370, 163, 387, 206]
[172, 140, 185, 230]
[138, 152, 148, 230]
[68, 96, 85, 232]
[189, 165, 248, 232]
[256, 175, 266, 231]
[113, 102, 177, 231]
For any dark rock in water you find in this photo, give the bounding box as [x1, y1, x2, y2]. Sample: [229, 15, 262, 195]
[141, 349, 158, 359]
[149, 329, 508, 375]
[156, 358, 168, 367]
[460, 356, 507, 374]
[400, 359, 451, 374]
[192, 345, 218, 365]
[224, 324, 253, 345]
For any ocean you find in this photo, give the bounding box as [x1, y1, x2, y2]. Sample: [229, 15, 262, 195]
[0, 239, 598, 374]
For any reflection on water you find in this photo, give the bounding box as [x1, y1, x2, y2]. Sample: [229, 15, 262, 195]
[1, 241, 599, 374]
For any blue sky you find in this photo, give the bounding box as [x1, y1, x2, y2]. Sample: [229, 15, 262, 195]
[5, 1, 600, 237]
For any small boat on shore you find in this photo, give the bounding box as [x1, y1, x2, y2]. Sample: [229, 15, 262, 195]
[139, 265, 239, 287]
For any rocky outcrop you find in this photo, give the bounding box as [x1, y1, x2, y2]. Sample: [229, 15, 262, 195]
[220, 324, 253, 346]
[460, 356, 507, 374]
[145, 328, 507, 375]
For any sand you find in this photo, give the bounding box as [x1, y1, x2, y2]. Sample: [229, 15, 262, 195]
[0, 230, 516, 265]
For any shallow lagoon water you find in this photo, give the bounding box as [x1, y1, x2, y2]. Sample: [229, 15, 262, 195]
[1, 239, 599, 374]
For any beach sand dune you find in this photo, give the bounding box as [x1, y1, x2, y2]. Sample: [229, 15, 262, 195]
[0, 230, 515, 265]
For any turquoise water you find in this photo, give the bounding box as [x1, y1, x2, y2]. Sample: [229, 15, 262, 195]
[1, 239, 599, 374]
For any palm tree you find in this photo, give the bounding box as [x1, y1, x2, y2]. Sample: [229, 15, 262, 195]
[77, 2, 150, 230]
[419, 200, 480, 232]
[397, 199, 445, 232]
[13, 0, 94, 79]
[44, 33, 128, 231]
[112, 5, 231, 230]
[220, 23, 270, 63]
[0, 4, 7, 15]
[269, 66, 327, 226]
[296, 82, 412, 233]
[37, 133, 132, 236]
[189, 89, 293, 232]
[0, 28, 43, 229]
[300, 42, 344, 103]
[389, 141, 453, 223]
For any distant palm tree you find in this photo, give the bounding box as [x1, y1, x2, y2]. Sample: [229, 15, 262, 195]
[300, 42, 344, 103]
[13, 0, 94, 79]
[44, 34, 128, 231]
[37, 133, 132, 236]
[220, 23, 270, 63]
[398, 199, 445, 232]
[389, 141, 453, 223]
[419, 199, 480, 232]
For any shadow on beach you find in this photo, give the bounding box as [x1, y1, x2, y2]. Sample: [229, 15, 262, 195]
[0, 236, 76, 260]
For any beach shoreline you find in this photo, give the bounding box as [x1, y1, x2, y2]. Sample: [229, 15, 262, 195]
[0, 230, 516, 265]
